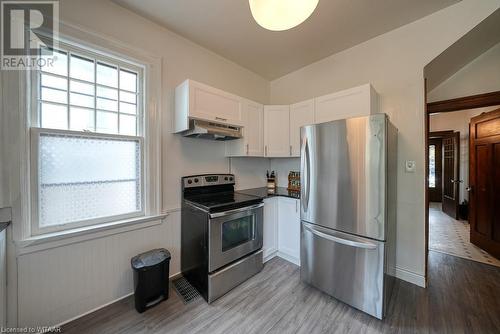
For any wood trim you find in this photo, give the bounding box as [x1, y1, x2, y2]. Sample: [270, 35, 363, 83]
[424, 78, 429, 286]
[429, 130, 454, 138]
[427, 90, 500, 114]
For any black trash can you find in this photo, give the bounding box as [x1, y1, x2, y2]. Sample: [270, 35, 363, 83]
[131, 248, 171, 313]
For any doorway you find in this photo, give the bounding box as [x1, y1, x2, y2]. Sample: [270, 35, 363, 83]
[425, 97, 500, 268]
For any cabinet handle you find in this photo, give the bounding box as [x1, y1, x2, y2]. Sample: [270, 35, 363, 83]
[265, 145, 268, 156]
[215, 117, 227, 122]
[246, 144, 249, 155]
[290, 145, 292, 156]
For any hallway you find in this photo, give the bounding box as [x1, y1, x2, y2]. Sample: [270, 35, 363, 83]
[429, 202, 500, 267]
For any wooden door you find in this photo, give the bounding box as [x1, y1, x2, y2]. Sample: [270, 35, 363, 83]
[469, 108, 500, 259]
[428, 137, 443, 202]
[442, 132, 460, 219]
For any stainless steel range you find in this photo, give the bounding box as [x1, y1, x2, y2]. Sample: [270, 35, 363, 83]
[181, 174, 264, 303]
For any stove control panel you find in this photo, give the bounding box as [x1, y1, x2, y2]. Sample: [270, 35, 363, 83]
[183, 174, 234, 188]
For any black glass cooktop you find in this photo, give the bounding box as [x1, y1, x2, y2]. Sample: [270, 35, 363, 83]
[184, 191, 262, 212]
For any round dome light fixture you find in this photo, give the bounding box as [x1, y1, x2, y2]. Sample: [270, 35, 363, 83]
[249, 0, 319, 31]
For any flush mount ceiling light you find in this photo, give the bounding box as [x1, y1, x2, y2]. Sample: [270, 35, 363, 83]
[249, 0, 319, 31]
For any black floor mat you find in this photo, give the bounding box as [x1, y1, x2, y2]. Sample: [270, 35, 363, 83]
[172, 277, 201, 304]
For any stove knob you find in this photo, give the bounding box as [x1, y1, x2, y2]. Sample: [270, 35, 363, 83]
[224, 177, 228, 181]
[229, 177, 234, 182]
[194, 178, 199, 183]
[187, 179, 192, 184]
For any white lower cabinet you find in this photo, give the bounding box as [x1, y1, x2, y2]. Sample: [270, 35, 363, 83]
[277, 197, 301, 265]
[262, 197, 300, 265]
[263, 198, 278, 261]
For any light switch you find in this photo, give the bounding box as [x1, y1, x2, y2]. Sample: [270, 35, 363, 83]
[405, 160, 416, 173]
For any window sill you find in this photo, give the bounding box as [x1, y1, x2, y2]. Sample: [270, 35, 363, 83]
[16, 213, 167, 255]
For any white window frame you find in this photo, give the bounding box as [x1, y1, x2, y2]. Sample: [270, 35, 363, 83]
[24, 32, 162, 239]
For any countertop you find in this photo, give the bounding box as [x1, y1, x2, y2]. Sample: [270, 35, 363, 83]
[236, 187, 300, 200]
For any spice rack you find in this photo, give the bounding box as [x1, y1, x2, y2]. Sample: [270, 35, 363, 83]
[287, 171, 301, 192]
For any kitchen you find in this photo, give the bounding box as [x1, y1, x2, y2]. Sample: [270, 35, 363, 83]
[0, 0, 499, 333]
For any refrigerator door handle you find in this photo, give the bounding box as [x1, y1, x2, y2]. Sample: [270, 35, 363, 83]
[303, 222, 378, 250]
[301, 136, 310, 212]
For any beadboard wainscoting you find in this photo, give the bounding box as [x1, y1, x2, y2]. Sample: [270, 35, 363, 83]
[16, 212, 181, 327]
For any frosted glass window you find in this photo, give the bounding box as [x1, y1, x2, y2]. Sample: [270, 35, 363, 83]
[37, 44, 142, 136]
[37, 132, 142, 229]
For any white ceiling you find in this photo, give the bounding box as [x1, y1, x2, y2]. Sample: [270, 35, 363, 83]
[114, 0, 459, 80]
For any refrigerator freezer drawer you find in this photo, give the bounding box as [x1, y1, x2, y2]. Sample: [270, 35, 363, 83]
[300, 221, 385, 319]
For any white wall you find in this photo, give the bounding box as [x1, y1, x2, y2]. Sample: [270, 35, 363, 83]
[430, 106, 498, 203]
[269, 0, 500, 286]
[428, 42, 500, 102]
[428, 39, 500, 203]
[4, 0, 270, 327]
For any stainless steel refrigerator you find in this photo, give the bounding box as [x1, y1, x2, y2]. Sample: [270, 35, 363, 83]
[300, 114, 397, 319]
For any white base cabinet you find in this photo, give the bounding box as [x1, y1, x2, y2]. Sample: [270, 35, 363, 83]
[263, 198, 278, 261]
[277, 197, 300, 265]
[262, 197, 300, 266]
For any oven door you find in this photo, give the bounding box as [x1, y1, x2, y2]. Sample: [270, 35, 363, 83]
[208, 203, 264, 272]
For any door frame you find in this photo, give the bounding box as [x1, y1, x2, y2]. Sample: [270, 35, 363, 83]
[424, 89, 500, 285]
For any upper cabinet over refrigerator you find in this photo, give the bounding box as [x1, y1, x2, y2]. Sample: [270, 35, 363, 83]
[290, 99, 315, 157]
[314, 84, 378, 124]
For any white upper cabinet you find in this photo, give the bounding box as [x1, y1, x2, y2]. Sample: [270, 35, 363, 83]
[289, 99, 314, 157]
[264, 105, 290, 157]
[314, 84, 378, 124]
[226, 99, 264, 157]
[174, 79, 244, 133]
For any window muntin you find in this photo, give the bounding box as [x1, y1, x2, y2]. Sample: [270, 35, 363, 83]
[38, 46, 141, 136]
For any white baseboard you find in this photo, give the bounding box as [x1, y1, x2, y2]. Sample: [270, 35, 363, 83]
[263, 250, 277, 263]
[53, 271, 182, 328]
[276, 251, 300, 266]
[54, 292, 134, 328]
[395, 266, 426, 287]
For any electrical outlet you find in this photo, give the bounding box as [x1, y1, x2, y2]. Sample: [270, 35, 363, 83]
[405, 160, 416, 173]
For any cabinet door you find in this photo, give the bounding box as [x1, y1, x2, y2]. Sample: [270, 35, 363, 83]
[264, 105, 290, 157]
[245, 101, 264, 156]
[314, 84, 377, 124]
[225, 100, 263, 157]
[189, 80, 244, 126]
[290, 99, 314, 157]
[278, 197, 300, 265]
[263, 198, 278, 261]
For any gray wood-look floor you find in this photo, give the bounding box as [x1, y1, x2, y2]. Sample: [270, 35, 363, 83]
[63, 251, 500, 334]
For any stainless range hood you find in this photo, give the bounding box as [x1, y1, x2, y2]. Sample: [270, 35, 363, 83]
[181, 119, 242, 141]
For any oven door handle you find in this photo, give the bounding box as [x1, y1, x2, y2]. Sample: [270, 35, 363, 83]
[209, 202, 264, 218]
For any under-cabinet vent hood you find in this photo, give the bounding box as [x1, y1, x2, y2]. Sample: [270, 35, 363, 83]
[182, 119, 242, 141]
